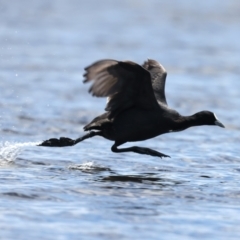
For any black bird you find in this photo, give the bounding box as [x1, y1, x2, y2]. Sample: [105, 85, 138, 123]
[39, 59, 225, 158]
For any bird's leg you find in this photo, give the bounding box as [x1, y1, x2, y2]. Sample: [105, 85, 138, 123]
[111, 142, 170, 158]
[38, 131, 103, 147]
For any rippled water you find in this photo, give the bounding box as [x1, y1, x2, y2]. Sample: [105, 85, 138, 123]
[1, 0, 240, 239]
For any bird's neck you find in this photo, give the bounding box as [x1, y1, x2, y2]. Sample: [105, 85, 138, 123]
[173, 114, 204, 132]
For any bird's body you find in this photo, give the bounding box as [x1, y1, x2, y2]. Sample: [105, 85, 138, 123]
[39, 59, 225, 158]
[84, 107, 178, 142]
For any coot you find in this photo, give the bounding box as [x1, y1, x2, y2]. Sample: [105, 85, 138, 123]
[39, 59, 225, 158]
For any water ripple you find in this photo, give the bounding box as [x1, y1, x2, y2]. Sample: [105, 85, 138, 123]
[68, 161, 112, 172]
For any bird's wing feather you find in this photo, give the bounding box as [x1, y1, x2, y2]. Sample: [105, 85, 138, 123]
[83, 59, 159, 118]
[142, 59, 168, 105]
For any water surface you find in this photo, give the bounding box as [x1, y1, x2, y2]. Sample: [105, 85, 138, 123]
[1, 0, 240, 239]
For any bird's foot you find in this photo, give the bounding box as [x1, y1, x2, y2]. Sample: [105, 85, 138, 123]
[136, 147, 170, 158]
[153, 151, 170, 158]
[38, 137, 75, 147]
[146, 150, 170, 158]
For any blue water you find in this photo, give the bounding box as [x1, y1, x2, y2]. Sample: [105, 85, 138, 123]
[1, 0, 240, 239]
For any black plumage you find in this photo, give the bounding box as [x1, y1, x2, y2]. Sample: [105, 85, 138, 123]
[39, 59, 225, 158]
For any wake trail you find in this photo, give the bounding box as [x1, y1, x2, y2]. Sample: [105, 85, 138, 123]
[0, 141, 41, 164]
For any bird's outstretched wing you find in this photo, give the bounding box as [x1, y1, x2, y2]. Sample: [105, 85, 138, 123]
[83, 59, 159, 118]
[142, 59, 168, 105]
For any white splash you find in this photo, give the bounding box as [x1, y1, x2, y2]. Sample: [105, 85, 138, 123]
[68, 161, 96, 170]
[0, 141, 41, 164]
[68, 162, 111, 172]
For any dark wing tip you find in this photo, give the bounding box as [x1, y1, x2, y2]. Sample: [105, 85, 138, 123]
[142, 59, 166, 73]
[142, 59, 158, 69]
